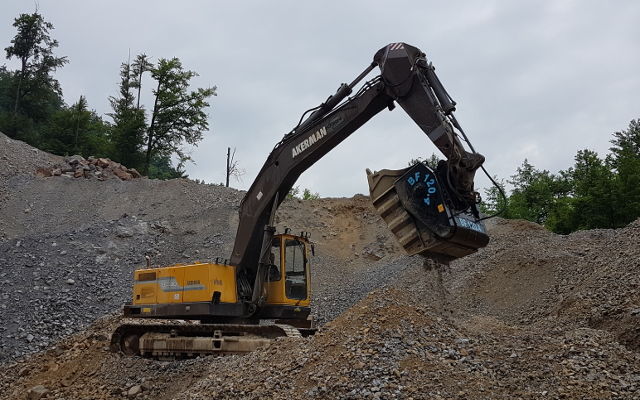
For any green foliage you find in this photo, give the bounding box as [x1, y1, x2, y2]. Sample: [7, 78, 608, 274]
[103, 54, 216, 176]
[287, 186, 320, 200]
[569, 149, 617, 229]
[0, 12, 67, 145]
[130, 54, 151, 110]
[478, 177, 507, 216]
[505, 160, 571, 225]
[2, 12, 67, 143]
[43, 95, 112, 157]
[496, 121, 640, 234]
[408, 153, 441, 169]
[302, 188, 320, 200]
[287, 186, 300, 199]
[144, 57, 216, 173]
[108, 61, 145, 170]
[147, 154, 188, 180]
[1, 10, 216, 180]
[608, 119, 640, 225]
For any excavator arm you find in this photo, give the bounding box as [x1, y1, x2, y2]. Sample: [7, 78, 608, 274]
[230, 42, 488, 301]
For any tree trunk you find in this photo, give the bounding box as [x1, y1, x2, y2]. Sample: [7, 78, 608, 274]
[73, 111, 80, 153]
[136, 68, 143, 110]
[144, 137, 154, 175]
[226, 147, 230, 187]
[12, 58, 27, 118]
[144, 79, 162, 174]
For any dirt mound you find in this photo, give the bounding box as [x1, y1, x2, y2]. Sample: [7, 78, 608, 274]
[0, 314, 211, 400]
[450, 218, 640, 351]
[126, 256, 634, 400]
[0, 132, 61, 179]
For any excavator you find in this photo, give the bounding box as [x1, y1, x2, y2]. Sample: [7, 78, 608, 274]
[111, 42, 490, 358]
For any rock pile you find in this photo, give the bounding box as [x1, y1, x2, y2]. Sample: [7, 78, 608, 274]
[36, 155, 142, 181]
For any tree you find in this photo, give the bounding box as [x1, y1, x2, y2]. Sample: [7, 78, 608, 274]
[287, 186, 300, 199]
[608, 119, 640, 225]
[130, 53, 151, 110]
[302, 188, 320, 200]
[44, 96, 111, 157]
[71, 95, 88, 152]
[408, 153, 441, 169]
[507, 159, 569, 225]
[147, 154, 188, 180]
[144, 57, 216, 174]
[479, 177, 507, 216]
[567, 149, 616, 230]
[108, 60, 145, 170]
[226, 147, 245, 187]
[4, 12, 67, 127]
[287, 186, 320, 200]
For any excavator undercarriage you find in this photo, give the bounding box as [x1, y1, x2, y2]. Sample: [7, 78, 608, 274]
[111, 323, 308, 359]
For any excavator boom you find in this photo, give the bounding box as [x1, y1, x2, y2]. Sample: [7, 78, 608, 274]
[231, 42, 488, 298]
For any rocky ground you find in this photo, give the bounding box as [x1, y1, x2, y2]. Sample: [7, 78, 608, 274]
[0, 131, 639, 399]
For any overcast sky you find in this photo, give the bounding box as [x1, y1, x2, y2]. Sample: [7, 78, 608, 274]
[2, 1, 639, 197]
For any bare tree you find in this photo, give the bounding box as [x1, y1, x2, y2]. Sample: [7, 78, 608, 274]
[226, 147, 245, 187]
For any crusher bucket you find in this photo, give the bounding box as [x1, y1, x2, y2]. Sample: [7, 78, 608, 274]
[366, 162, 489, 263]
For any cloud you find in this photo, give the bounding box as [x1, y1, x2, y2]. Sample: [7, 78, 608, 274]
[2, 0, 639, 197]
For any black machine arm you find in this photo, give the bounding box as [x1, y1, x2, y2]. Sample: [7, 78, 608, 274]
[230, 43, 485, 298]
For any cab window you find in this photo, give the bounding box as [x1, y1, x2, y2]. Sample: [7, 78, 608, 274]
[284, 239, 307, 300]
[267, 238, 281, 282]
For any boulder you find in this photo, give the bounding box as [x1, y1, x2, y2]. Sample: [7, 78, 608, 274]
[112, 168, 132, 181]
[27, 385, 49, 400]
[127, 385, 143, 397]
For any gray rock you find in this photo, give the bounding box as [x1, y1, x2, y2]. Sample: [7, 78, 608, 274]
[128, 384, 143, 397]
[27, 385, 49, 400]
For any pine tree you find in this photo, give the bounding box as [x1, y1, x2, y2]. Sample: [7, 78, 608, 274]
[44, 95, 110, 157]
[130, 53, 151, 110]
[108, 61, 145, 170]
[608, 120, 640, 225]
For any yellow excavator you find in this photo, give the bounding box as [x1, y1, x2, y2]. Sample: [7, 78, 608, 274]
[110, 42, 490, 358]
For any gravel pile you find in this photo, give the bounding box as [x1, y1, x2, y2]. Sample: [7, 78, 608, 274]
[448, 218, 640, 350]
[0, 135, 406, 363]
[1, 133, 639, 399]
[172, 218, 640, 399]
[0, 132, 61, 180]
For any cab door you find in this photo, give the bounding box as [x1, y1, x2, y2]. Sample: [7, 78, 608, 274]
[265, 237, 286, 304]
[283, 238, 309, 302]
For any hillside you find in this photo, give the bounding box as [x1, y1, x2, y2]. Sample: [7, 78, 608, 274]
[0, 132, 638, 399]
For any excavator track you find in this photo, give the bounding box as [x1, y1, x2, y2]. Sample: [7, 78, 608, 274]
[110, 323, 305, 359]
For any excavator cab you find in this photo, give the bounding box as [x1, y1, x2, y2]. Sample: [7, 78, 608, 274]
[264, 234, 311, 308]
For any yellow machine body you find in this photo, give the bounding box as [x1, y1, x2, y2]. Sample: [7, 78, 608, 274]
[132, 262, 238, 306]
[125, 233, 312, 320]
[115, 234, 314, 358]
